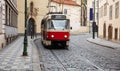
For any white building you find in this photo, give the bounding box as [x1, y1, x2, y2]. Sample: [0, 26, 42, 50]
[99, 0, 120, 42]
[0, 0, 18, 49]
[49, 0, 89, 34]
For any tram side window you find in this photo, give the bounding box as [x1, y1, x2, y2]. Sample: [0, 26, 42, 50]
[44, 22, 46, 29]
[47, 20, 54, 29]
[41, 20, 47, 29]
[41, 20, 44, 28]
[44, 21, 47, 29]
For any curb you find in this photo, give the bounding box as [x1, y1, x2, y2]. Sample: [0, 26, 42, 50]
[86, 38, 115, 49]
[31, 39, 41, 71]
[33, 38, 46, 71]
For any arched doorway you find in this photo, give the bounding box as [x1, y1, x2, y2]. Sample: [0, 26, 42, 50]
[108, 25, 113, 40]
[27, 18, 36, 36]
[103, 23, 106, 38]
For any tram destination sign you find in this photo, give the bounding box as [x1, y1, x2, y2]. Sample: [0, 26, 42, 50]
[51, 15, 66, 19]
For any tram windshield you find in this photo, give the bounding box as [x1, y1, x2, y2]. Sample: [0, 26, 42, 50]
[48, 20, 68, 30]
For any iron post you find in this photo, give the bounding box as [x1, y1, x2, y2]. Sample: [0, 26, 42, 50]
[92, 0, 96, 39]
[23, 0, 28, 56]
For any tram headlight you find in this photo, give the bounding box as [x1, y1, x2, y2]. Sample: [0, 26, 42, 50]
[51, 35, 54, 38]
[64, 35, 67, 38]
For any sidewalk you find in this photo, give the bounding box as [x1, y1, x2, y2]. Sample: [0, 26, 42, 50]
[87, 37, 120, 49]
[0, 36, 41, 71]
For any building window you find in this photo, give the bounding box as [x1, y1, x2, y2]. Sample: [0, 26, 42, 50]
[11, 11, 13, 26]
[92, 1, 94, 8]
[96, 12, 99, 20]
[9, 8, 11, 26]
[5, 5, 8, 25]
[30, 1, 34, 13]
[109, 5, 112, 20]
[96, 0, 99, 7]
[99, 7, 101, 18]
[64, 9, 67, 14]
[115, 2, 119, 18]
[104, 3, 107, 16]
[100, 6, 103, 18]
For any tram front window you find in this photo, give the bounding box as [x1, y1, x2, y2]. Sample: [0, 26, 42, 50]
[49, 20, 68, 30]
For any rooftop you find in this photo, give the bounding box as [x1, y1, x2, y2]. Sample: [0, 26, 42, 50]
[52, 0, 80, 6]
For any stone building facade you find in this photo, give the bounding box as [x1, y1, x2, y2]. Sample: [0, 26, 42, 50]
[17, 0, 49, 35]
[0, 0, 18, 49]
[99, 0, 120, 42]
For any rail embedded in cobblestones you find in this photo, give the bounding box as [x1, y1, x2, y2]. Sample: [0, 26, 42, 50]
[34, 35, 120, 71]
[70, 37, 120, 71]
[50, 50, 67, 71]
[34, 38, 103, 71]
[70, 41, 105, 71]
[34, 39, 68, 71]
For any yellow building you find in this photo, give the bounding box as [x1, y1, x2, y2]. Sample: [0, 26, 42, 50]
[17, 0, 49, 35]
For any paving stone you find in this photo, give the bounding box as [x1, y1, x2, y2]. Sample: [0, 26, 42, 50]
[0, 37, 40, 71]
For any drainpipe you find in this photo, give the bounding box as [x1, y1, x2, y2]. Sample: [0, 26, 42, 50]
[81, 0, 82, 26]
[97, 0, 99, 37]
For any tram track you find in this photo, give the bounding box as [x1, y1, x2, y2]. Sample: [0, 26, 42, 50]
[69, 41, 105, 71]
[35, 39, 68, 71]
[35, 38, 103, 71]
[50, 50, 68, 71]
[34, 36, 120, 71]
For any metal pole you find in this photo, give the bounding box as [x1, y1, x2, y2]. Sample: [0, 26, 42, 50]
[92, 0, 96, 39]
[23, 0, 28, 56]
[93, 0, 95, 22]
[97, 0, 99, 37]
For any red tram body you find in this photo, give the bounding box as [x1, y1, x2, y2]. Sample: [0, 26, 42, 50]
[41, 12, 71, 48]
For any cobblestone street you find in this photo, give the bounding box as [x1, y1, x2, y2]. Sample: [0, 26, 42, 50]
[1, 0, 120, 71]
[34, 34, 120, 71]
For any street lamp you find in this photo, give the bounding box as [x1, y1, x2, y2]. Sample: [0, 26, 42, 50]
[23, 0, 28, 56]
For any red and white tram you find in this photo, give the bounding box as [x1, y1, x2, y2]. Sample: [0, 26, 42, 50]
[41, 12, 71, 48]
